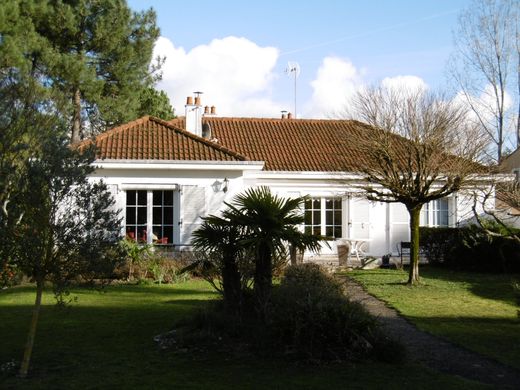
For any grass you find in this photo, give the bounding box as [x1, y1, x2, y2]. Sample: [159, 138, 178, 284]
[346, 267, 520, 370]
[0, 279, 489, 389]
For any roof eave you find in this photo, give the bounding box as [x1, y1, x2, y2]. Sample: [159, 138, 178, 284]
[93, 159, 265, 171]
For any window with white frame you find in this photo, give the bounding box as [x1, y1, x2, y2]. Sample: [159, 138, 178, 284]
[304, 197, 343, 238]
[126, 190, 175, 244]
[421, 198, 449, 227]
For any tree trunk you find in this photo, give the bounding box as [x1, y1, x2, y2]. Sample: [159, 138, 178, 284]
[222, 250, 242, 313]
[71, 87, 82, 144]
[407, 206, 421, 285]
[19, 278, 44, 378]
[254, 244, 272, 319]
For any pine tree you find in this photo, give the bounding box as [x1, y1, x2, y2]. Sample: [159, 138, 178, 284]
[4, 0, 163, 143]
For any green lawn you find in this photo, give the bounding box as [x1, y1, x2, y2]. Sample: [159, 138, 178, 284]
[0, 279, 490, 389]
[347, 267, 520, 370]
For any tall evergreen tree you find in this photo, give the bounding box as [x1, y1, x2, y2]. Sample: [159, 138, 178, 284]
[3, 0, 162, 143]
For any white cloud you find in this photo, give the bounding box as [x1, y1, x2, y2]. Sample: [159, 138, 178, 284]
[306, 57, 364, 118]
[380, 75, 428, 94]
[153, 36, 432, 121]
[154, 36, 281, 117]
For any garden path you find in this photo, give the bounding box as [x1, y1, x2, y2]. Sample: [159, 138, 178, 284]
[339, 276, 520, 388]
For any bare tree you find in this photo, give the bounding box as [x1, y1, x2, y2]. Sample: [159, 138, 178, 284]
[352, 86, 486, 284]
[474, 179, 520, 243]
[450, 0, 519, 163]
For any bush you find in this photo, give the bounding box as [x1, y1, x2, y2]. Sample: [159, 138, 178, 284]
[420, 225, 520, 273]
[267, 263, 404, 362]
[0, 262, 24, 288]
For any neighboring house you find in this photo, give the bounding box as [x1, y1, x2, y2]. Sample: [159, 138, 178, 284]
[83, 95, 478, 259]
[501, 148, 520, 180]
[498, 148, 520, 222]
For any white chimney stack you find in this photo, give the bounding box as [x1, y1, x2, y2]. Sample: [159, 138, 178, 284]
[185, 92, 203, 136]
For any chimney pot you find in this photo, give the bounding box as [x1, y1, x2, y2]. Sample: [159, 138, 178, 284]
[287, 112, 293, 119]
[210, 106, 216, 115]
[281, 110, 287, 119]
[186, 96, 193, 105]
[194, 96, 201, 106]
[204, 106, 210, 114]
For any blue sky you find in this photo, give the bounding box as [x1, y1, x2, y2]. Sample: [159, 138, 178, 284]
[128, 0, 472, 118]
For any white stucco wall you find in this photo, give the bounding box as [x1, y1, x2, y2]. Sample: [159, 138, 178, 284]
[89, 163, 494, 258]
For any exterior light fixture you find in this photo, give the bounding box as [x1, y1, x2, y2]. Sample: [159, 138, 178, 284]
[212, 178, 229, 193]
[212, 180, 222, 193]
[222, 178, 229, 193]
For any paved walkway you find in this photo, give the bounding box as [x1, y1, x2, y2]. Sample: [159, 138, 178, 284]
[339, 276, 520, 388]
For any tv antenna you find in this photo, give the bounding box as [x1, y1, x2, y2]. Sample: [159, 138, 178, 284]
[285, 61, 300, 118]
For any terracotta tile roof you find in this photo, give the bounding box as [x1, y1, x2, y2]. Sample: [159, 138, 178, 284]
[79, 116, 248, 162]
[171, 117, 375, 172]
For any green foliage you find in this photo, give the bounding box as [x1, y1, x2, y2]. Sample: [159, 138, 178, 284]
[137, 87, 175, 120]
[192, 187, 323, 315]
[420, 225, 520, 272]
[12, 133, 124, 289]
[268, 263, 403, 362]
[119, 237, 152, 280]
[221, 187, 323, 316]
[1, 0, 161, 141]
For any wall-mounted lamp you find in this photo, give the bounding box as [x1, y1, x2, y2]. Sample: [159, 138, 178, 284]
[212, 178, 229, 193]
[222, 177, 229, 193]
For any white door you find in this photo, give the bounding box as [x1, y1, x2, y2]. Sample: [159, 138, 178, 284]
[349, 197, 370, 252]
[389, 203, 410, 255]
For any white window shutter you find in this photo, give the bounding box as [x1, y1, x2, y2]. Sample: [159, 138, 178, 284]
[106, 184, 123, 217]
[181, 186, 206, 245]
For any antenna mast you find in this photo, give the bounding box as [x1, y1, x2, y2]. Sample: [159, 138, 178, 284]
[285, 62, 300, 118]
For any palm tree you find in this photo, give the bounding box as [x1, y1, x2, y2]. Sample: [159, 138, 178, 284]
[191, 215, 244, 312]
[222, 187, 323, 317]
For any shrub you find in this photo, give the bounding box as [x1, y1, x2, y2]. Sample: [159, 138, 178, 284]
[0, 262, 24, 288]
[267, 263, 404, 362]
[420, 225, 520, 273]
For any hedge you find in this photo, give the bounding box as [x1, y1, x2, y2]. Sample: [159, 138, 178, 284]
[419, 225, 520, 273]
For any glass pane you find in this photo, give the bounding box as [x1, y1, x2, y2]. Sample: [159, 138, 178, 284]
[126, 190, 136, 205]
[153, 207, 162, 224]
[163, 226, 173, 243]
[137, 207, 147, 224]
[137, 228, 147, 242]
[126, 207, 136, 224]
[334, 226, 342, 238]
[334, 210, 342, 224]
[137, 190, 147, 205]
[305, 226, 311, 234]
[152, 227, 162, 240]
[164, 191, 174, 206]
[326, 226, 333, 237]
[126, 226, 137, 240]
[313, 226, 321, 236]
[304, 199, 311, 209]
[326, 210, 333, 224]
[333, 199, 342, 209]
[164, 207, 174, 224]
[304, 210, 312, 224]
[440, 211, 448, 226]
[312, 199, 321, 209]
[313, 210, 321, 224]
[153, 191, 162, 205]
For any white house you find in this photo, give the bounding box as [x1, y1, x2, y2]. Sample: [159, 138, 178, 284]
[84, 95, 478, 260]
